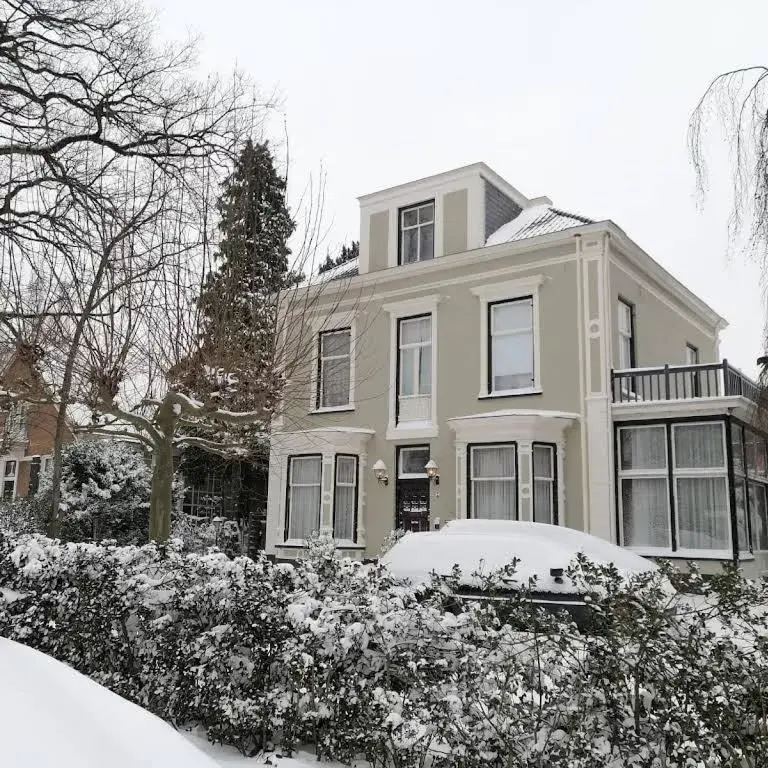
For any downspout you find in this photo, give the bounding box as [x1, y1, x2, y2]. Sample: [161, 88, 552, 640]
[575, 234, 590, 533]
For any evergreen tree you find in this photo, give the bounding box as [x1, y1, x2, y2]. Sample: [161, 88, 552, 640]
[186, 139, 297, 414]
[318, 240, 360, 275]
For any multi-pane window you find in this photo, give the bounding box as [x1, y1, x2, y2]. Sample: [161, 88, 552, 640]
[672, 423, 729, 551]
[2, 404, 28, 442]
[619, 426, 671, 549]
[618, 421, 732, 553]
[318, 328, 351, 409]
[2, 459, 17, 500]
[333, 455, 358, 542]
[489, 298, 534, 393]
[400, 201, 434, 265]
[737, 424, 768, 551]
[469, 444, 517, 520]
[397, 315, 432, 424]
[286, 455, 322, 541]
[618, 299, 635, 369]
[532, 444, 556, 524]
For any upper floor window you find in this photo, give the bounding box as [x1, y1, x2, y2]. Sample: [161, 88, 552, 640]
[489, 297, 534, 394]
[618, 298, 635, 369]
[2, 459, 17, 500]
[399, 201, 434, 265]
[397, 315, 432, 424]
[317, 328, 351, 409]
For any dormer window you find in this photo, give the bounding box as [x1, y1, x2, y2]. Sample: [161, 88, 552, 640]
[399, 201, 434, 265]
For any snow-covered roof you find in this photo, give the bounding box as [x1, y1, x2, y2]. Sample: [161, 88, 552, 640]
[0, 637, 220, 767]
[485, 204, 594, 246]
[380, 520, 657, 594]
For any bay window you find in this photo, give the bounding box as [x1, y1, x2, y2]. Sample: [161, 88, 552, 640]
[333, 455, 358, 542]
[469, 443, 517, 520]
[285, 455, 322, 541]
[618, 426, 671, 549]
[532, 443, 557, 524]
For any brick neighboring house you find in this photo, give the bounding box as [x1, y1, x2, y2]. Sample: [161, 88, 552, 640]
[0, 347, 75, 499]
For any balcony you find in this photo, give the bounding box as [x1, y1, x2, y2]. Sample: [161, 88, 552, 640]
[611, 360, 761, 420]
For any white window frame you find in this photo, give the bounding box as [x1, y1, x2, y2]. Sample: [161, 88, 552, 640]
[285, 454, 323, 544]
[671, 421, 731, 558]
[398, 446, 431, 479]
[399, 200, 435, 265]
[488, 296, 535, 395]
[309, 313, 356, 414]
[532, 443, 556, 524]
[332, 454, 358, 544]
[468, 443, 518, 520]
[1, 458, 19, 500]
[471, 275, 544, 399]
[398, 314, 432, 398]
[383, 295, 441, 440]
[617, 298, 635, 370]
[317, 327, 352, 410]
[617, 424, 671, 553]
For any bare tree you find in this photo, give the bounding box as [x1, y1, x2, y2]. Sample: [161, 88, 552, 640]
[0, 0, 267, 533]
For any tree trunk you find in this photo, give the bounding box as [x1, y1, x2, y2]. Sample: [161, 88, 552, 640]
[149, 436, 174, 542]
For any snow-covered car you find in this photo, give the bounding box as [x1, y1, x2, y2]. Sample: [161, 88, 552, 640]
[380, 519, 661, 625]
[0, 636, 221, 767]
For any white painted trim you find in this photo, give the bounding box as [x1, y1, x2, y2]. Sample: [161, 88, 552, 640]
[471, 277, 544, 398]
[383, 295, 442, 437]
[357, 162, 530, 209]
[612, 395, 754, 422]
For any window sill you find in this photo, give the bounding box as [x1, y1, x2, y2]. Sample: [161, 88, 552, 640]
[277, 540, 364, 550]
[626, 547, 737, 561]
[310, 405, 355, 415]
[478, 387, 542, 400]
[386, 423, 438, 441]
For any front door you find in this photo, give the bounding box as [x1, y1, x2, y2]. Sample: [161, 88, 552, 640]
[395, 445, 431, 532]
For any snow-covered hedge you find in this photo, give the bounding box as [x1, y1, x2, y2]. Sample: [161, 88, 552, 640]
[1, 532, 767, 767]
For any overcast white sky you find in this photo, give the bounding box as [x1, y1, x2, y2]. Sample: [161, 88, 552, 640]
[151, 0, 767, 375]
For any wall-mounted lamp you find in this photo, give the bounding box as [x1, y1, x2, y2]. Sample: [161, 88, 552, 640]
[424, 459, 440, 486]
[372, 459, 389, 486]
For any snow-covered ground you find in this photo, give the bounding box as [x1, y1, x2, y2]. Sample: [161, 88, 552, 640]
[0, 637, 217, 767]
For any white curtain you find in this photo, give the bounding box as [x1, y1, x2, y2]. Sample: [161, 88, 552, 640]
[621, 478, 670, 548]
[321, 357, 350, 407]
[673, 423, 724, 469]
[620, 426, 666, 470]
[288, 457, 321, 540]
[676, 477, 729, 550]
[491, 300, 533, 392]
[735, 481, 750, 552]
[333, 457, 356, 541]
[533, 445, 554, 524]
[399, 317, 431, 397]
[749, 483, 768, 550]
[471, 445, 516, 520]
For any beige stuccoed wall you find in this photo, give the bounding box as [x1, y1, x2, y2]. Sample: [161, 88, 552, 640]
[274, 242, 587, 555]
[608, 258, 718, 368]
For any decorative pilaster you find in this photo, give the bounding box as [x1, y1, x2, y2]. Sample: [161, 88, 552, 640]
[357, 452, 368, 546]
[517, 440, 533, 522]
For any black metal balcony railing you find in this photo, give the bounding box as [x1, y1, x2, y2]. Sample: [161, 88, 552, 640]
[611, 360, 762, 405]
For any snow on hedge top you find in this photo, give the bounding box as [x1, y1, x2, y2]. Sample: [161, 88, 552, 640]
[0, 637, 220, 768]
[380, 520, 656, 593]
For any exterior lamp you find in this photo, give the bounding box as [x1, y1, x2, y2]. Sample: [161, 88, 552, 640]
[424, 459, 440, 486]
[372, 459, 389, 486]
